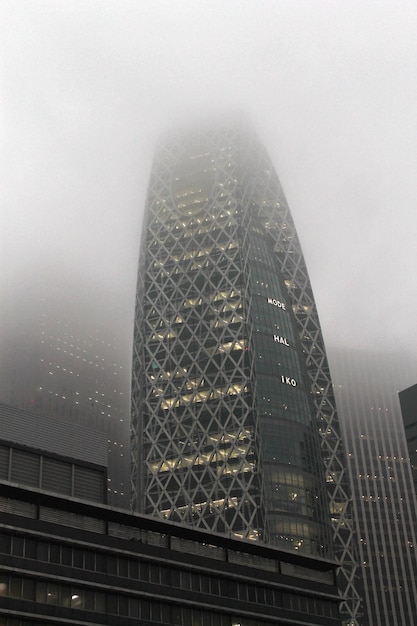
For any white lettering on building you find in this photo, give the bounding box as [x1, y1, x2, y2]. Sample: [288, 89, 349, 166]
[267, 297, 286, 310]
[281, 375, 297, 387]
[273, 335, 289, 346]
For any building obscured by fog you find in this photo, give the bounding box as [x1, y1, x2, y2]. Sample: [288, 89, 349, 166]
[0, 402, 108, 503]
[0, 268, 131, 509]
[329, 348, 417, 626]
[399, 383, 417, 499]
[131, 119, 360, 625]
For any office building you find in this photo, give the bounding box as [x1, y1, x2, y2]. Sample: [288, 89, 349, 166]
[399, 383, 417, 496]
[0, 480, 341, 626]
[0, 272, 130, 508]
[131, 119, 359, 623]
[329, 348, 417, 626]
[0, 402, 108, 504]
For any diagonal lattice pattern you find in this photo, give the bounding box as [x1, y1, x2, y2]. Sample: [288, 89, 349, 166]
[131, 121, 360, 625]
[249, 144, 361, 624]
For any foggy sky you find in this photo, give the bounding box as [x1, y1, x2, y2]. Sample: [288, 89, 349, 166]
[1, 1, 417, 365]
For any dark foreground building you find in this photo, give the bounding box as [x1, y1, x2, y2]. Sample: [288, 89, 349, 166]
[131, 119, 359, 623]
[0, 481, 341, 626]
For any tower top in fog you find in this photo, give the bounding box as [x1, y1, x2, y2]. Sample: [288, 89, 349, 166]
[131, 120, 360, 624]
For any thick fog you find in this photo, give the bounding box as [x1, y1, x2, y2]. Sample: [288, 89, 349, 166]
[1, 1, 417, 372]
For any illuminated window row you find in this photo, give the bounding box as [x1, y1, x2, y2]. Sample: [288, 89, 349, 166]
[146, 289, 243, 321]
[157, 383, 249, 410]
[160, 496, 239, 517]
[164, 218, 238, 239]
[151, 241, 238, 268]
[147, 340, 248, 382]
[149, 310, 244, 342]
[149, 443, 255, 475]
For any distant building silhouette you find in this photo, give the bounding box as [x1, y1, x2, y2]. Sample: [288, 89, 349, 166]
[329, 348, 417, 626]
[0, 269, 130, 508]
[399, 383, 417, 497]
[131, 118, 360, 624]
[0, 401, 108, 503]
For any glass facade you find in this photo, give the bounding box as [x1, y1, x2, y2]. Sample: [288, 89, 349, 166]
[131, 120, 358, 623]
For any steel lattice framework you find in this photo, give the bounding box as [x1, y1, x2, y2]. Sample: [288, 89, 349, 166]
[131, 121, 361, 625]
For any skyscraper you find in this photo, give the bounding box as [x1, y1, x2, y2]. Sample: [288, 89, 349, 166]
[330, 348, 417, 626]
[399, 383, 417, 497]
[131, 119, 359, 623]
[0, 269, 131, 508]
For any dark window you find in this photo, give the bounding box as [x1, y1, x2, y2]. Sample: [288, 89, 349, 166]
[161, 566, 171, 586]
[119, 595, 129, 616]
[181, 570, 191, 589]
[141, 599, 151, 620]
[129, 559, 139, 579]
[12, 536, 24, 557]
[22, 578, 35, 601]
[37, 541, 49, 562]
[265, 587, 274, 605]
[35, 582, 47, 603]
[238, 582, 248, 601]
[0, 533, 11, 554]
[191, 608, 203, 626]
[151, 602, 161, 622]
[119, 556, 129, 577]
[248, 585, 257, 602]
[161, 603, 171, 623]
[107, 555, 118, 575]
[84, 589, 95, 611]
[49, 543, 60, 564]
[129, 597, 140, 618]
[200, 574, 210, 593]
[228, 581, 238, 599]
[210, 577, 220, 595]
[96, 552, 106, 573]
[202, 611, 212, 626]
[273, 590, 283, 607]
[73, 548, 84, 568]
[150, 564, 160, 583]
[138, 560, 148, 580]
[95, 591, 106, 613]
[191, 573, 200, 592]
[61, 545, 72, 566]
[256, 586, 265, 604]
[180, 607, 192, 626]
[10, 575, 22, 599]
[107, 594, 118, 614]
[298, 595, 308, 613]
[84, 550, 95, 571]
[192, 608, 203, 626]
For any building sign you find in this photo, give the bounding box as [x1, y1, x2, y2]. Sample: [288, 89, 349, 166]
[267, 297, 286, 310]
[281, 375, 297, 387]
[273, 335, 289, 346]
